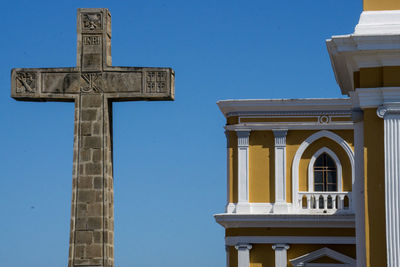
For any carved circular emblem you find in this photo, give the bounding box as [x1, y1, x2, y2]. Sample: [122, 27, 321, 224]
[319, 115, 330, 124]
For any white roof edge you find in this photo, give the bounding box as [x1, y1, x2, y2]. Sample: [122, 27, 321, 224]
[217, 98, 352, 117]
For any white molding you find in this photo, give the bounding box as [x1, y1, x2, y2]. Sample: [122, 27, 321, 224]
[236, 130, 250, 213]
[217, 98, 353, 118]
[273, 129, 288, 213]
[235, 243, 252, 267]
[290, 247, 356, 267]
[225, 123, 354, 131]
[308, 147, 343, 192]
[292, 131, 355, 210]
[351, 87, 400, 109]
[226, 236, 356, 246]
[214, 213, 356, 228]
[355, 11, 400, 36]
[225, 202, 274, 214]
[225, 130, 230, 209]
[272, 244, 290, 267]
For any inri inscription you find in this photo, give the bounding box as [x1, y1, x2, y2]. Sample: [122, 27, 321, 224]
[11, 8, 174, 267]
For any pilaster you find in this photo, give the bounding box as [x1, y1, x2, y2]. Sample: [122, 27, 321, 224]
[272, 244, 290, 267]
[235, 243, 252, 267]
[377, 104, 400, 267]
[352, 109, 367, 267]
[273, 129, 288, 213]
[236, 130, 251, 213]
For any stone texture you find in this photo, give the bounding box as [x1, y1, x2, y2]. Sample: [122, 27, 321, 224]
[10, 8, 175, 267]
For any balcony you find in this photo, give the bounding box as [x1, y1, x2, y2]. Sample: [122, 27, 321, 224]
[297, 191, 352, 213]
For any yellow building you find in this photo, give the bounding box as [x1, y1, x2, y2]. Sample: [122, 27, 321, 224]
[214, 0, 400, 266]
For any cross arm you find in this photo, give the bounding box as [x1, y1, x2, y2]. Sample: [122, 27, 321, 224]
[102, 67, 175, 102]
[11, 68, 80, 102]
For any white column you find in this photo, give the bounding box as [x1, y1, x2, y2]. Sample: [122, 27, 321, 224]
[236, 130, 251, 213]
[352, 109, 366, 267]
[377, 105, 400, 267]
[273, 129, 288, 213]
[272, 244, 289, 267]
[235, 243, 252, 267]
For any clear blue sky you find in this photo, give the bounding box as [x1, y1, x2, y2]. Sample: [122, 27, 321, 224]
[0, 1, 361, 266]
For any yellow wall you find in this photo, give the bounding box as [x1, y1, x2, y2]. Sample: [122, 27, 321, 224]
[364, 0, 400, 11]
[354, 67, 400, 88]
[363, 108, 387, 267]
[249, 131, 275, 203]
[250, 244, 275, 267]
[229, 246, 238, 267]
[228, 131, 238, 203]
[226, 228, 355, 237]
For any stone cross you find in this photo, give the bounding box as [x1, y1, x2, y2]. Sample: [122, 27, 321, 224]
[11, 8, 174, 267]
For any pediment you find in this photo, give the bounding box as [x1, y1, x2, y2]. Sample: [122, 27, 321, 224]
[290, 247, 356, 266]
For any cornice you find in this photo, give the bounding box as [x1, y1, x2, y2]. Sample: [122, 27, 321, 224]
[217, 98, 352, 118]
[214, 213, 355, 228]
[327, 11, 400, 95]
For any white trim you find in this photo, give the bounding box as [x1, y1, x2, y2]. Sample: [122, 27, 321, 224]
[226, 236, 356, 246]
[308, 147, 343, 192]
[225, 202, 274, 214]
[292, 131, 355, 210]
[353, 115, 366, 267]
[290, 247, 356, 267]
[273, 129, 288, 213]
[236, 130, 251, 213]
[225, 123, 354, 131]
[272, 244, 290, 267]
[214, 213, 356, 228]
[355, 11, 400, 36]
[217, 98, 353, 118]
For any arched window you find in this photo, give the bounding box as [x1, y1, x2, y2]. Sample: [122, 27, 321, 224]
[313, 153, 337, 192]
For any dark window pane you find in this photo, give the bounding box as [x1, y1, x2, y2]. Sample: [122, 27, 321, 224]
[314, 155, 324, 167]
[327, 171, 337, 183]
[314, 184, 323, 191]
[326, 154, 336, 168]
[327, 184, 337, 191]
[314, 171, 323, 183]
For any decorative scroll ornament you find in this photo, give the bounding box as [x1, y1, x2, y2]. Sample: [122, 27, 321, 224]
[80, 73, 103, 93]
[377, 104, 400, 118]
[16, 72, 36, 93]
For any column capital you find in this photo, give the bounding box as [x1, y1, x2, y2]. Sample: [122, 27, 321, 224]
[235, 243, 253, 251]
[236, 129, 251, 147]
[273, 129, 288, 147]
[377, 103, 400, 118]
[272, 244, 290, 251]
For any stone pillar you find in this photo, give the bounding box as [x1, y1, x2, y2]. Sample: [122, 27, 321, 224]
[235, 243, 252, 267]
[377, 105, 400, 267]
[69, 94, 114, 267]
[272, 244, 289, 267]
[273, 130, 288, 213]
[236, 130, 251, 213]
[352, 109, 366, 267]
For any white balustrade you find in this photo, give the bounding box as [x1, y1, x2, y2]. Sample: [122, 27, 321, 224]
[298, 192, 352, 212]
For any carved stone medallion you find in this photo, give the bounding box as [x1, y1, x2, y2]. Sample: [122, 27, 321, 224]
[80, 73, 103, 93]
[16, 72, 36, 94]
